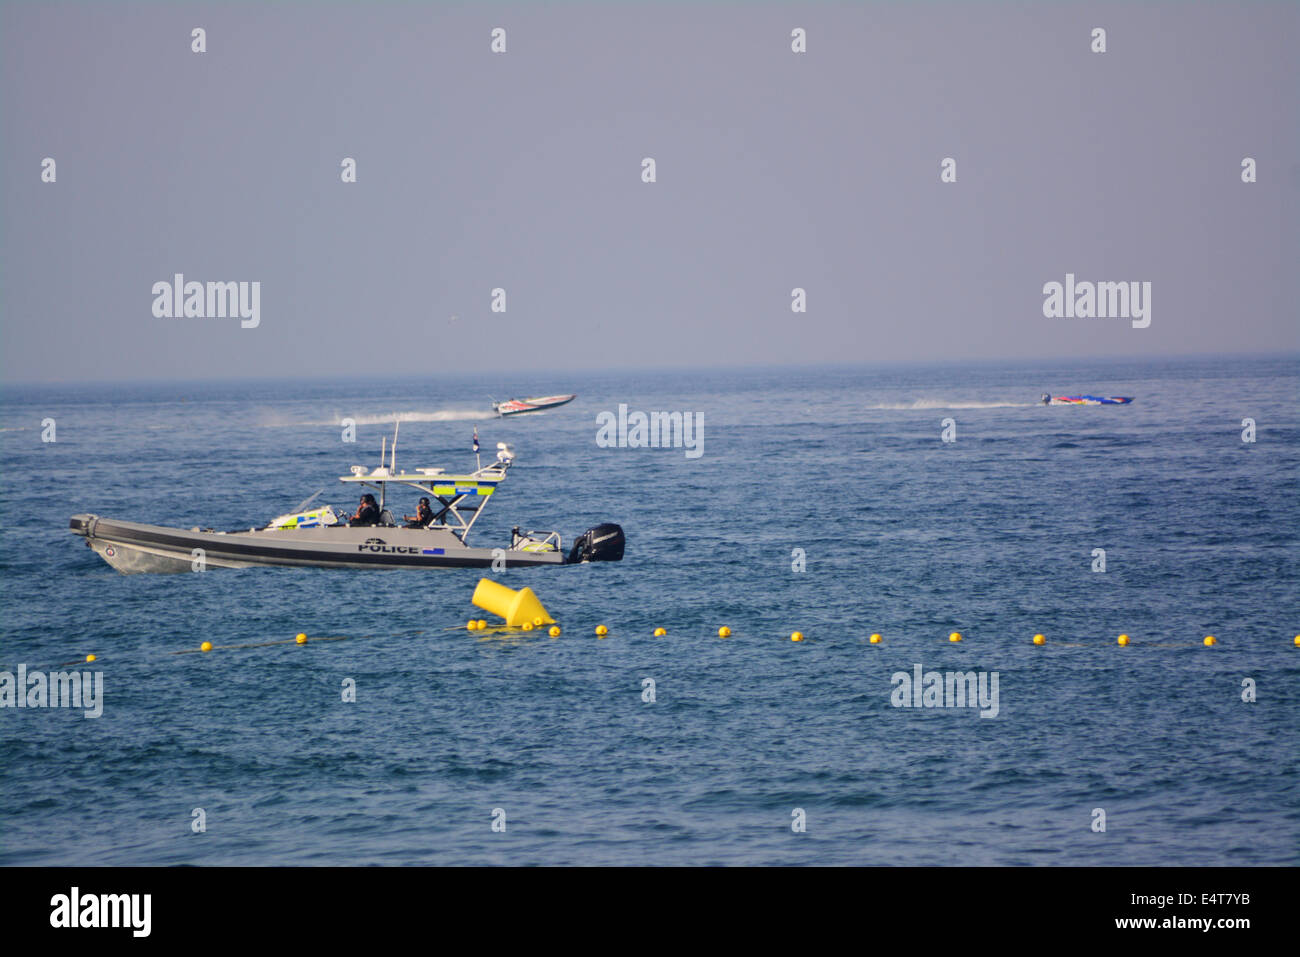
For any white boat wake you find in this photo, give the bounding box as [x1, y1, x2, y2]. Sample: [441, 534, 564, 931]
[260, 408, 496, 428]
[862, 399, 1036, 410]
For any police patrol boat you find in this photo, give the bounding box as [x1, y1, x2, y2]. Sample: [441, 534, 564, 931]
[68, 428, 624, 574]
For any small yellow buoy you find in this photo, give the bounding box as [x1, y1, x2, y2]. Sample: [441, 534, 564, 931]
[477, 619, 487, 630]
[718, 626, 731, 638]
[949, 631, 962, 643]
[1033, 634, 1045, 646]
[467, 619, 478, 630]
[1117, 634, 1130, 646]
[1294, 635, 1300, 647]
[548, 625, 561, 637]
[521, 621, 533, 631]
[653, 627, 667, 637]
[1203, 635, 1216, 646]
[791, 631, 803, 642]
[85, 654, 96, 663]
[296, 634, 308, 645]
[869, 633, 882, 644]
[200, 641, 213, 653]
[595, 624, 608, 637]
[533, 616, 545, 627]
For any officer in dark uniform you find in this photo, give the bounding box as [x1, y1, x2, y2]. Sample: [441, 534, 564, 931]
[404, 497, 434, 528]
[351, 493, 380, 526]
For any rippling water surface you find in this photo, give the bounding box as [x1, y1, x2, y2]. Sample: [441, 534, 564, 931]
[1, 356, 1297, 865]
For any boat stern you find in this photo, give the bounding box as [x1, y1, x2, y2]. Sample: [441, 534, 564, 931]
[566, 523, 626, 564]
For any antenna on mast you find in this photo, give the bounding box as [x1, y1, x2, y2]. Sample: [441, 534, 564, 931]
[391, 420, 399, 473]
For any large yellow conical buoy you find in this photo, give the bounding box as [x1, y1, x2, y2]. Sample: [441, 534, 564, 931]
[471, 578, 555, 627]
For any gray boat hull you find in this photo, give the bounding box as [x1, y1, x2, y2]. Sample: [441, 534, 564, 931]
[69, 514, 568, 573]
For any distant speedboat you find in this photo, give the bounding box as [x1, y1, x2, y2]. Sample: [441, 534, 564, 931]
[1041, 393, 1134, 406]
[491, 394, 576, 416]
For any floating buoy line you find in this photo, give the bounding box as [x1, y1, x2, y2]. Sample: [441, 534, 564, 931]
[174, 633, 352, 655]
[9, 579, 1295, 670]
[20, 628, 1296, 674]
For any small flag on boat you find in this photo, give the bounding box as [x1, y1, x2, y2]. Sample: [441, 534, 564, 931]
[472, 428, 479, 453]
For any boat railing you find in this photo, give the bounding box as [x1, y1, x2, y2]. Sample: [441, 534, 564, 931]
[510, 528, 563, 553]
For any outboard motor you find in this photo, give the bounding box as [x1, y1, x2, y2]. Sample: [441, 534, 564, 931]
[567, 523, 625, 564]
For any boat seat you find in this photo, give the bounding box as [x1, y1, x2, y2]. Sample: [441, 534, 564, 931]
[377, 509, 397, 527]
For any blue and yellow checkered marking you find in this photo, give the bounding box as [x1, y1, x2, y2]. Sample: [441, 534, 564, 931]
[431, 484, 494, 496]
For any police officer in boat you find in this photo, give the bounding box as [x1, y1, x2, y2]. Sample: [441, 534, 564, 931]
[351, 493, 380, 526]
[404, 497, 434, 528]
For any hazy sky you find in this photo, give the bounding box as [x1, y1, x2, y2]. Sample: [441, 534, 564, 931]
[2, 1, 1296, 383]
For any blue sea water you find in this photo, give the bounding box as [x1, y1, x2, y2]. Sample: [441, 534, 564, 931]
[1, 355, 1297, 865]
